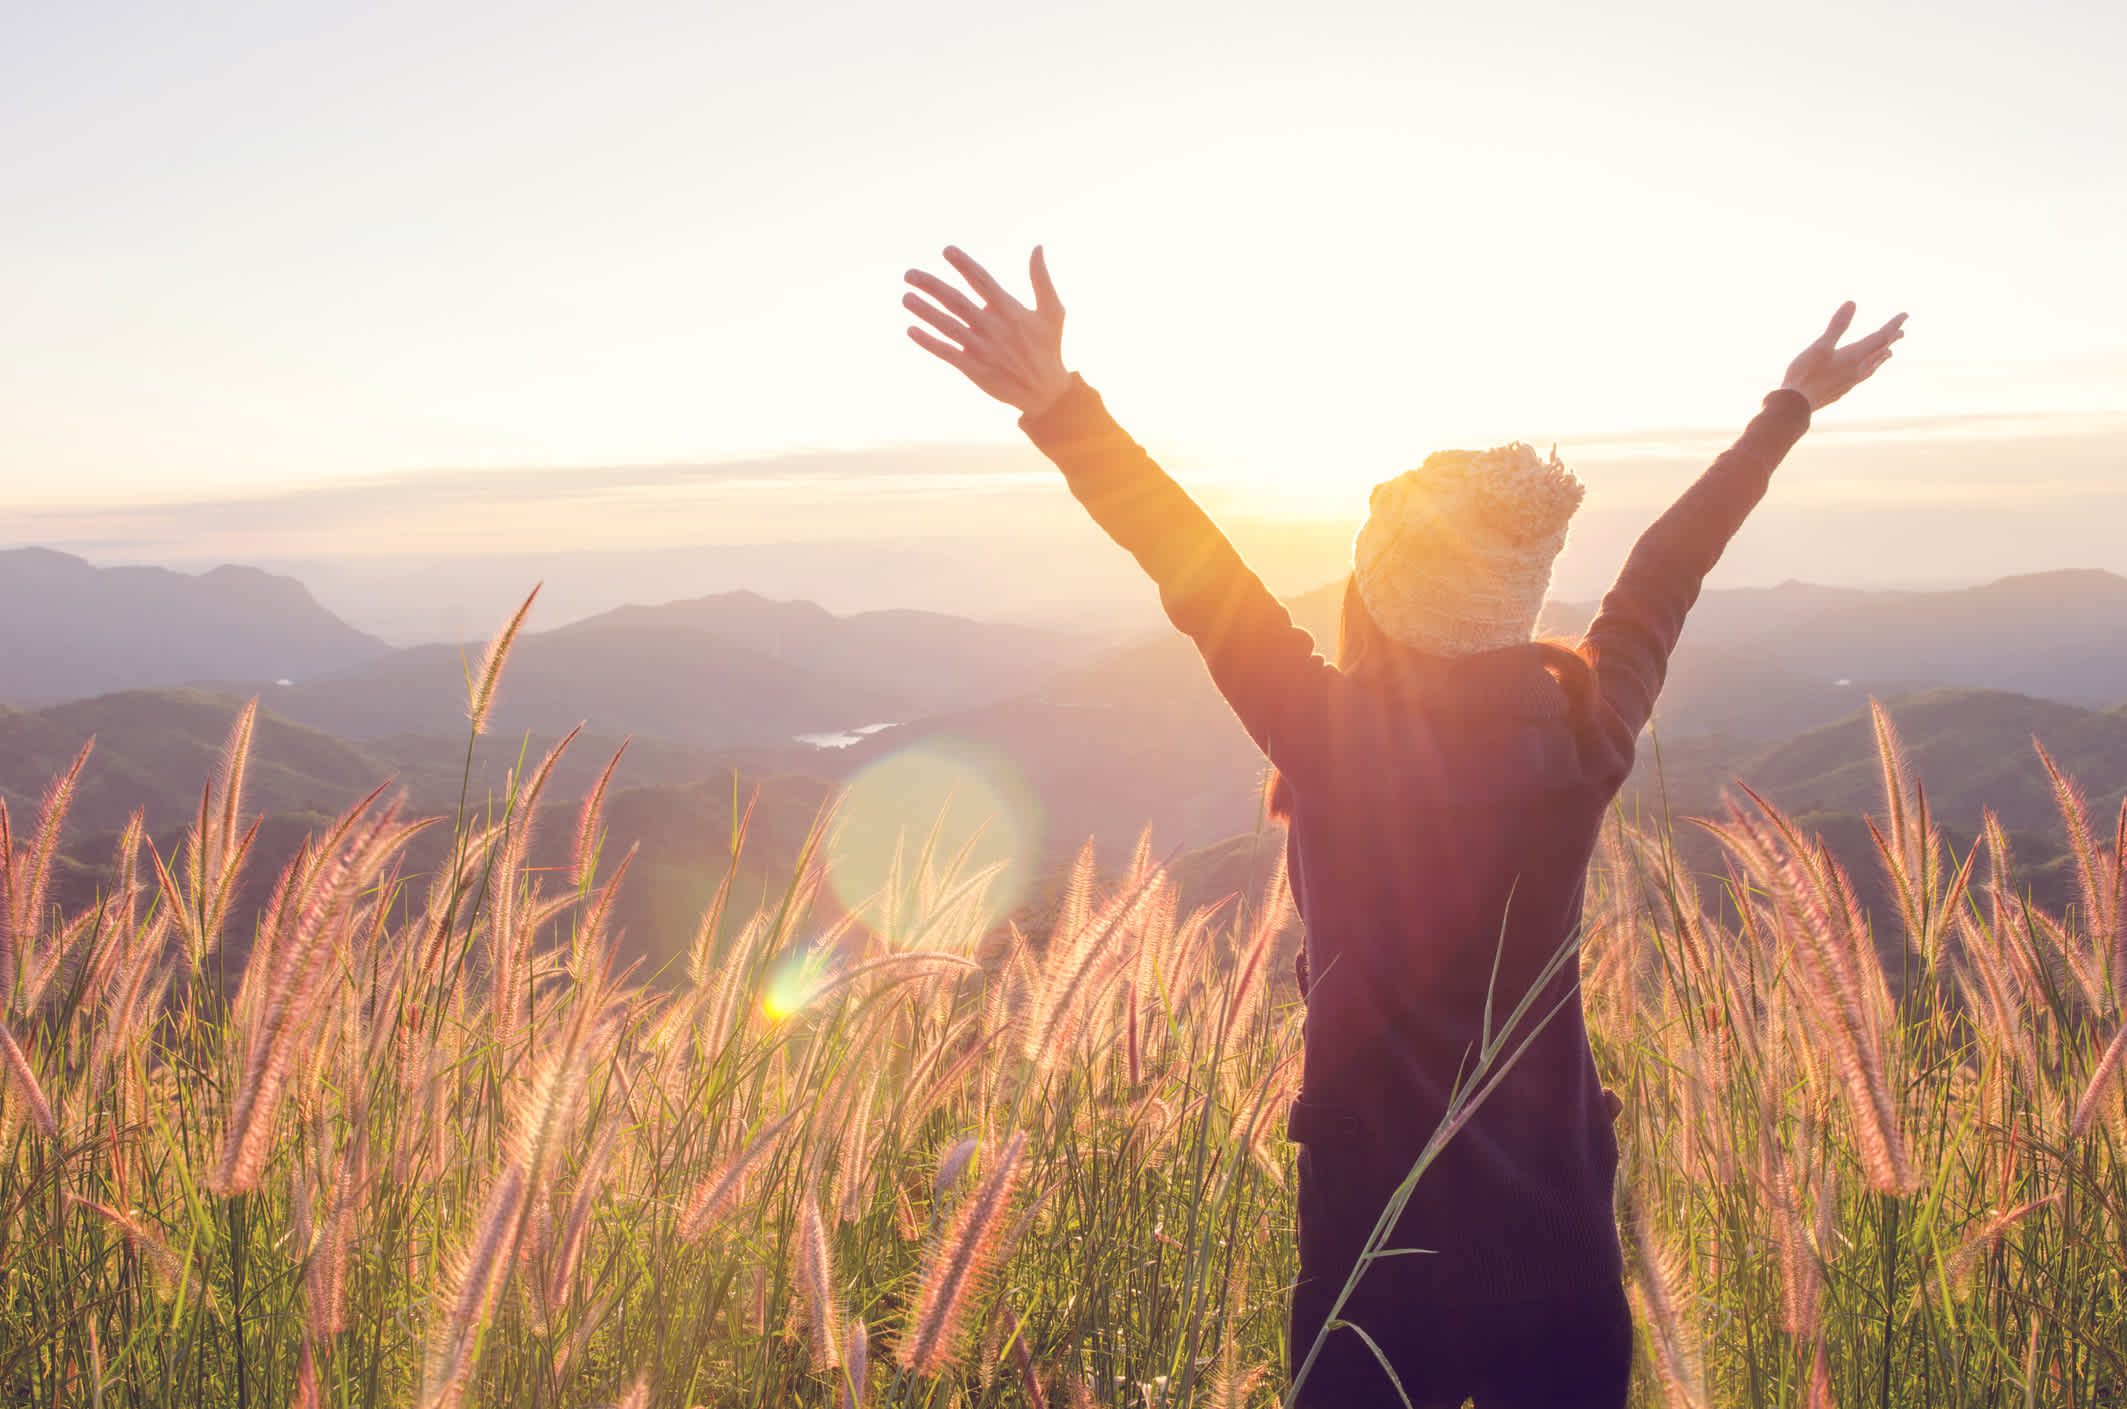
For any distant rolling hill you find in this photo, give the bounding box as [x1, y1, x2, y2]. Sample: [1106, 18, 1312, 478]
[222, 589, 1100, 749]
[1626, 687, 2127, 838]
[243, 629, 914, 749]
[0, 689, 736, 837]
[1551, 569, 2127, 722]
[560, 591, 1097, 715]
[806, 568, 2127, 887]
[0, 547, 389, 705]
[1756, 569, 2127, 706]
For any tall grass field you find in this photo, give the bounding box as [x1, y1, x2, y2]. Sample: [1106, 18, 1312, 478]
[3, 605, 2124, 1407]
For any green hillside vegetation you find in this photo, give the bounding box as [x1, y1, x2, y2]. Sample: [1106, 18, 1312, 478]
[0, 690, 388, 836]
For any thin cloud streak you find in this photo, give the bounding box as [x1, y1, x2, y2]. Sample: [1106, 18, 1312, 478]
[10, 414, 2126, 566]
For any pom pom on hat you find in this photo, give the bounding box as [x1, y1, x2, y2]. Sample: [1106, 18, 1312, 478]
[1352, 442, 1585, 655]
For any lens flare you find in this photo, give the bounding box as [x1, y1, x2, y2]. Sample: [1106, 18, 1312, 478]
[760, 953, 821, 1022]
[827, 737, 1039, 936]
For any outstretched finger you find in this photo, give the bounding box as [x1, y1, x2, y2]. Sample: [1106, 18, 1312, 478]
[1029, 245, 1064, 320]
[908, 324, 978, 371]
[943, 246, 1022, 311]
[905, 269, 985, 328]
[1816, 301, 1857, 347]
[1856, 312, 1908, 353]
[902, 291, 976, 347]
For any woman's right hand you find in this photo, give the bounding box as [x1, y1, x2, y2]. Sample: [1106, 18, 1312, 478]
[1780, 302, 1908, 411]
[903, 246, 1073, 416]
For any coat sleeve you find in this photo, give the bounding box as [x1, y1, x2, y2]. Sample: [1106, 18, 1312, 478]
[1581, 389, 1812, 737]
[1019, 376, 1335, 771]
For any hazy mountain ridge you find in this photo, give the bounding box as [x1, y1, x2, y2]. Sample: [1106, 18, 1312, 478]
[234, 627, 915, 748]
[1628, 688, 2127, 836]
[12, 558, 2127, 979]
[0, 688, 742, 838]
[191, 589, 1102, 748]
[553, 591, 1099, 715]
[0, 547, 390, 705]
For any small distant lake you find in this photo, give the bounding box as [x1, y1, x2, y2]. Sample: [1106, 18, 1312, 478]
[793, 722, 898, 750]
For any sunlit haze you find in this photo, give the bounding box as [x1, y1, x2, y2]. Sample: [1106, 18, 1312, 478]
[5, 0, 2124, 568]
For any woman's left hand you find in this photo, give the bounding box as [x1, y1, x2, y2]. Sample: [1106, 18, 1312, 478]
[904, 246, 1073, 415]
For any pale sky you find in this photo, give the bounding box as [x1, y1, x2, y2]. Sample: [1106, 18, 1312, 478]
[4, 0, 2124, 522]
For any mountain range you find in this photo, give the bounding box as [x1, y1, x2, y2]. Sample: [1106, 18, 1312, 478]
[0, 547, 389, 705]
[10, 548, 2127, 979]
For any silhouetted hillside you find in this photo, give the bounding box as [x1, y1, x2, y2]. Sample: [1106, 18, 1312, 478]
[1536, 580, 1897, 644]
[1632, 688, 2127, 837]
[241, 629, 914, 747]
[0, 548, 389, 705]
[224, 591, 1095, 748]
[2, 689, 736, 836]
[1760, 570, 2127, 705]
[2, 690, 390, 836]
[554, 592, 1098, 715]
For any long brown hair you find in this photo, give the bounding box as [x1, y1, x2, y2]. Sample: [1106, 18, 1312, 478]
[1263, 575, 1593, 823]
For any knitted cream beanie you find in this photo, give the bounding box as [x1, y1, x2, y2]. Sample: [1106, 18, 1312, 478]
[1352, 442, 1585, 656]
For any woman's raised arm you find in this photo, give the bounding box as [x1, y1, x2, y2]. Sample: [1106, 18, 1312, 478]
[1581, 303, 1908, 737]
[903, 247, 1333, 769]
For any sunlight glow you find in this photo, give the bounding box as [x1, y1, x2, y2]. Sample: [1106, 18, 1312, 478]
[826, 738, 1040, 935]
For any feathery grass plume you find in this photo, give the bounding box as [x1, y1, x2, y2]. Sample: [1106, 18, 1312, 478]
[1160, 902, 1221, 1026]
[609, 1370, 649, 1409]
[1237, 1051, 1300, 1187]
[2111, 794, 2127, 997]
[294, 1338, 320, 1409]
[467, 583, 541, 735]
[85, 911, 172, 1113]
[841, 1317, 870, 1409]
[486, 724, 581, 1054]
[165, 714, 267, 971]
[0, 1016, 59, 1138]
[1956, 913, 2037, 1102]
[572, 736, 630, 888]
[1022, 860, 1163, 1069]
[306, 1133, 364, 1341]
[899, 1129, 1028, 1378]
[1923, 1193, 2061, 1309]
[66, 1193, 191, 1301]
[1759, 1121, 1823, 1342]
[980, 1304, 1039, 1409]
[1054, 839, 1098, 951]
[1218, 852, 1291, 1052]
[216, 788, 408, 1193]
[572, 842, 637, 969]
[677, 1107, 801, 1240]
[2071, 1018, 2127, 1140]
[422, 1164, 528, 1409]
[701, 913, 770, 1058]
[0, 798, 11, 987]
[1710, 788, 1917, 1193]
[795, 1192, 844, 1371]
[910, 1025, 1008, 1140]
[831, 1070, 880, 1222]
[1627, 1198, 1707, 1409]
[1863, 703, 1976, 974]
[545, 1108, 618, 1310]
[1804, 1339, 1835, 1409]
[1203, 1244, 1264, 1409]
[1, 740, 91, 997]
[212, 693, 257, 858]
[2035, 739, 2116, 974]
